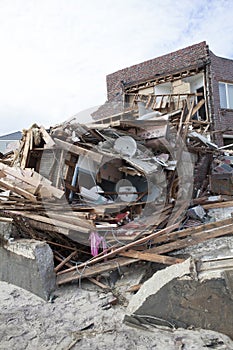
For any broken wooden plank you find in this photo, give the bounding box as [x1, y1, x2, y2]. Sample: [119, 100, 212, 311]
[39, 126, 56, 149]
[119, 250, 184, 265]
[147, 223, 233, 255]
[8, 211, 92, 234]
[21, 130, 32, 169]
[152, 217, 233, 245]
[0, 217, 13, 222]
[126, 284, 142, 293]
[0, 179, 38, 202]
[27, 219, 70, 236]
[197, 257, 233, 272]
[54, 255, 73, 268]
[54, 138, 103, 162]
[56, 257, 138, 285]
[87, 277, 111, 290]
[54, 250, 78, 273]
[57, 223, 179, 276]
[177, 103, 187, 139]
[0, 163, 40, 193]
[191, 99, 205, 117]
[182, 99, 195, 140]
[48, 212, 94, 228]
[202, 201, 233, 210]
[166, 201, 188, 227]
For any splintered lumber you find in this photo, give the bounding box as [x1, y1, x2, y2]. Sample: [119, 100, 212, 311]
[182, 99, 194, 140]
[8, 211, 92, 234]
[151, 217, 233, 245]
[0, 217, 13, 222]
[54, 255, 73, 268]
[46, 212, 94, 228]
[54, 250, 78, 273]
[0, 163, 64, 199]
[177, 104, 187, 138]
[166, 201, 188, 226]
[54, 138, 103, 162]
[39, 183, 64, 199]
[119, 251, 184, 265]
[87, 277, 110, 290]
[139, 221, 233, 256]
[202, 201, 233, 210]
[39, 126, 56, 148]
[191, 99, 205, 117]
[126, 284, 142, 293]
[118, 220, 233, 264]
[21, 130, 31, 169]
[57, 223, 179, 277]
[56, 257, 137, 285]
[27, 219, 70, 236]
[0, 163, 40, 190]
[0, 179, 38, 202]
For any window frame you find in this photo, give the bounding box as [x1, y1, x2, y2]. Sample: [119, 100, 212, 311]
[219, 81, 233, 109]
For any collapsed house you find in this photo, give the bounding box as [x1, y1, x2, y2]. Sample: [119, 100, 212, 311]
[93, 41, 233, 147]
[0, 41, 233, 338]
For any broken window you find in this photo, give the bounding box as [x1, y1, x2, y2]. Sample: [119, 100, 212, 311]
[219, 82, 233, 109]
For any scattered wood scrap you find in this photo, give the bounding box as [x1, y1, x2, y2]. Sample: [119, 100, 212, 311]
[1, 93, 233, 290]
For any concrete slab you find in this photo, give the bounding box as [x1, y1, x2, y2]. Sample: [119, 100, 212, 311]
[126, 258, 233, 339]
[0, 232, 56, 300]
[127, 258, 192, 316]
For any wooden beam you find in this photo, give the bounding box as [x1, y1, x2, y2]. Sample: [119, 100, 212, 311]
[191, 99, 205, 117]
[87, 277, 111, 290]
[119, 250, 184, 265]
[56, 257, 137, 285]
[54, 250, 78, 273]
[126, 284, 142, 293]
[21, 130, 32, 169]
[0, 164, 64, 199]
[48, 212, 94, 228]
[0, 164, 40, 193]
[57, 223, 179, 276]
[182, 99, 195, 140]
[39, 126, 56, 148]
[54, 138, 103, 163]
[202, 201, 233, 210]
[147, 223, 233, 255]
[8, 211, 92, 234]
[0, 179, 38, 202]
[27, 219, 70, 235]
[152, 217, 233, 245]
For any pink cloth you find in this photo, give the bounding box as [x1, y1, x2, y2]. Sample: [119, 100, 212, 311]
[89, 231, 107, 257]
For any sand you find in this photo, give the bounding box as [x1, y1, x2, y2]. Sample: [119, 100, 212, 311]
[0, 280, 233, 350]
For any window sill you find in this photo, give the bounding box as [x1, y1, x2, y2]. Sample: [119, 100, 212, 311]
[219, 108, 233, 112]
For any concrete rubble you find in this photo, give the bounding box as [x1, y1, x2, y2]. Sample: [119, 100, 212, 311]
[0, 222, 56, 300]
[0, 89, 233, 340]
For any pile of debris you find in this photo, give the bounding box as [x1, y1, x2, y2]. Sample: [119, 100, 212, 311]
[1, 95, 233, 337]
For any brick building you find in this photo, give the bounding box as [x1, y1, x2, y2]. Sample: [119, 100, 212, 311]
[94, 41, 233, 147]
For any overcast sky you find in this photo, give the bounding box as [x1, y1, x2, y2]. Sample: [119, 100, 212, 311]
[0, 0, 232, 135]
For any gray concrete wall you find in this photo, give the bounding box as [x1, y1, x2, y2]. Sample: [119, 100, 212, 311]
[0, 222, 56, 300]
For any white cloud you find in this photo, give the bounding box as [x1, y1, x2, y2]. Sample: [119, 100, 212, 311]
[0, 0, 232, 135]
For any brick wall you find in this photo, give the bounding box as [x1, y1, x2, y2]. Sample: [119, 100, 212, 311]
[106, 41, 209, 101]
[93, 42, 233, 135]
[209, 51, 233, 145]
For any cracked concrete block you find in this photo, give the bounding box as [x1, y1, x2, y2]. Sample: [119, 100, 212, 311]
[127, 258, 192, 316]
[126, 258, 233, 339]
[0, 225, 56, 300]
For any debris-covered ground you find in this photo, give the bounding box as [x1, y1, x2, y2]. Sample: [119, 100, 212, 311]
[1, 280, 233, 350]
